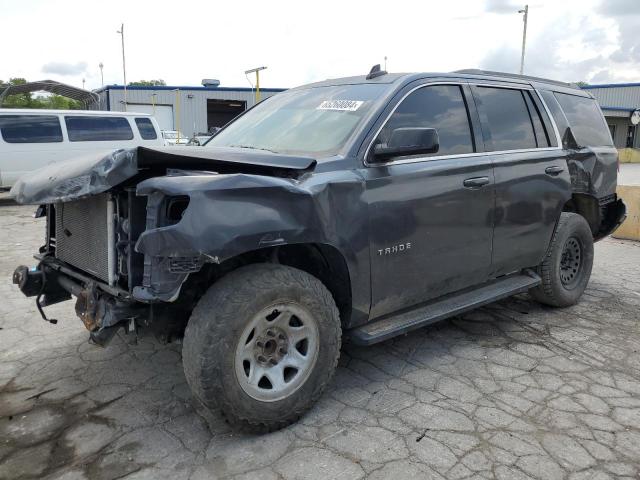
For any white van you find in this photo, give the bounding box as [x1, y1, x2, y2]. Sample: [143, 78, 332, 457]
[0, 109, 162, 188]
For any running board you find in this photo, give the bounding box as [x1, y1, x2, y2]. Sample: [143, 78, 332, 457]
[349, 272, 541, 345]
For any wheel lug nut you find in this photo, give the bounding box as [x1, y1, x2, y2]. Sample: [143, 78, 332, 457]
[257, 355, 266, 363]
[268, 359, 278, 366]
[279, 347, 287, 354]
[256, 341, 264, 347]
[267, 330, 275, 337]
[278, 334, 286, 340]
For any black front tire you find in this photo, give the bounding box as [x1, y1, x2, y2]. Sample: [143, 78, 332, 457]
[530, 212, 594, 307]
[182, 264, 341, 432]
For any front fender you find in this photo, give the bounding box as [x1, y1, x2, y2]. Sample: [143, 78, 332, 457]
[136, 173, 331, 259]
[132, 171, 370, 321]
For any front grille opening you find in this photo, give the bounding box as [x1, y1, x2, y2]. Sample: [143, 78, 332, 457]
[164, 196, 190, 225]
[54, 195, 110, 282]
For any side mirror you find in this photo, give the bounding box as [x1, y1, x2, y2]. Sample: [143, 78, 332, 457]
[372, 127, 439, 162]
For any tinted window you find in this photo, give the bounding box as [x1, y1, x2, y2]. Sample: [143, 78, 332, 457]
[135, 117, 157, 140]
[0, 115, 63, 143]
[475, 87, 536, 151]
[65, 116, 134, 142]
[540, 90, 570, 146]
[554, 93, 613, 147]
[529, 91, 558, 147]
[378, 85, 474, 157]
[523, 91, 551, 147]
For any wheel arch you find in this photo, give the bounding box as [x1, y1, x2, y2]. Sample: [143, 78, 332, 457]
[187, 242, 354, 328]
[562, 193, 600, 236]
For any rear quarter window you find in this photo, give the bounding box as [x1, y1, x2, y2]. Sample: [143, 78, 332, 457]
[65, 116, 134, 142]
[553, 93, 613, 147]
[135, 117, 157, 140]
[0, 115, 63, 143]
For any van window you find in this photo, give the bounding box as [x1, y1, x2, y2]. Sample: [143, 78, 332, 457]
[379, 85, 474, 157]
[135, 117, 157, 140]
[553, 93, 613, 147]
[475, 87, 537, 151]
[0, 115, 63, 143]
[65, 116, 134, 142]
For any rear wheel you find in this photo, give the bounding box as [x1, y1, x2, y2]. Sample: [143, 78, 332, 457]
[530, 212, 594, 307]
[182, 264, 341, 432]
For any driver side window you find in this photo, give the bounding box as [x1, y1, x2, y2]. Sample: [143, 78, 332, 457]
[378, 85, 475, 158]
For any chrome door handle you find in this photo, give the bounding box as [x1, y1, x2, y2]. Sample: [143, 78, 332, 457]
[463, 176, 490, 188]
[545, 166, 564, 176]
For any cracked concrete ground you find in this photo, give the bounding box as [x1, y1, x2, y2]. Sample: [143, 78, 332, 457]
[1, 203, 640, 480]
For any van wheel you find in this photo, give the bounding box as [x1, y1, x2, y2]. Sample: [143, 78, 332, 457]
[530, 212, 594, 307]
[182, 264, 341, 432]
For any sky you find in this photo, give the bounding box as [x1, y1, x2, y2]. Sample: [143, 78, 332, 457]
[1, 0, 639, 91]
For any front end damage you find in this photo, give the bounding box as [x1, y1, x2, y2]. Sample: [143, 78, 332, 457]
[11, 146, 319, 346]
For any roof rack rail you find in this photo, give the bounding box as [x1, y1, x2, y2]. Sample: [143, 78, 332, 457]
[453, 69, 577, 88]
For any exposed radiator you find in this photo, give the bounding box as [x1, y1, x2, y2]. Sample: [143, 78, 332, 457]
[54, 194, 113, 283]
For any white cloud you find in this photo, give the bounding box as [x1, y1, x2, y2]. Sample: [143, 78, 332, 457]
[1, 0, 638, 90]
[42, 61, 88, 76]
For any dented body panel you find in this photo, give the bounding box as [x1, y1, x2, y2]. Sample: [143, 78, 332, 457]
[566, 146, 618, 198]
[132, 170, 372, 323]
[10, 146, 317, 205]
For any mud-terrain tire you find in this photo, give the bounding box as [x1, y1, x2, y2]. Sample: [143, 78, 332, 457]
[530, 212, 594, 307]
[182, 264, 341, 432]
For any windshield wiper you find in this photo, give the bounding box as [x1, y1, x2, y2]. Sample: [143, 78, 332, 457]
[229, 144, 276, 153]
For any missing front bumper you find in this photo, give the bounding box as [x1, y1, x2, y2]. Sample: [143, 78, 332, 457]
[13, 261, 144, 345]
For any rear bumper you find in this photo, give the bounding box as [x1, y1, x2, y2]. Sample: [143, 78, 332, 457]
[595, 198, 627, 241]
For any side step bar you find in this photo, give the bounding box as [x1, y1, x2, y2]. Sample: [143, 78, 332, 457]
[348, 272, 541, 345]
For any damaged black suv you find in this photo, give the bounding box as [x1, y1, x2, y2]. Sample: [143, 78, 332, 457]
[11, 67, 626, 431]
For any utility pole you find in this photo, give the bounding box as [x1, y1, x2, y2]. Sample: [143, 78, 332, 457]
[117, 23, 127, 111]
[384, 56, 387, 71]
[244, 66, 267, 103]
[518, 5, 528, 75]
[174, 89, 180, 141]
[99, 62, 104, 87]
[82, 78, 86, 90]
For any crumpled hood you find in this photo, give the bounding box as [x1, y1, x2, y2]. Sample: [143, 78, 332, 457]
[10, 146, 317, 205]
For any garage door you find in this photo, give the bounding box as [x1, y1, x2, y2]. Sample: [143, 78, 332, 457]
[127, 104, 174, 131]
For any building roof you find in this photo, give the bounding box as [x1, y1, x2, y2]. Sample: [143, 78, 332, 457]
[95, 84, 286, 93]
[0, 80, 100, 105]
[581, 82, 640, 90]
[0, 108, 153, 116]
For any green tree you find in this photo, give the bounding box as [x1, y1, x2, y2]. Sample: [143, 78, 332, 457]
[129, 79, 166, 86]
[0, 78, 84, 109]
[1, 78, 33, 108]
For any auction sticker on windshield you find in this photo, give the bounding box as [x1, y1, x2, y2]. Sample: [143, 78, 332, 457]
[317, 100, 363, 111]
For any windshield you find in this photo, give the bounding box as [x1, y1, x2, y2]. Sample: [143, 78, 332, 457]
[205, 84, 387, 157]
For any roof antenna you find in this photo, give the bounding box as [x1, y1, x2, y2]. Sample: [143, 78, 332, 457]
[366, 64, 387, 80]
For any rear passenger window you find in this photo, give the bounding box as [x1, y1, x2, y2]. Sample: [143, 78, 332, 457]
[0, 115, 63, 143]
[379, 85, 474, 157]
[553, 93, 613, 147]
[523, 91, 552, 147]
[65, 116, 134, 142]
[135, 117, 157, 140]
[474, 87, 536, 151]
